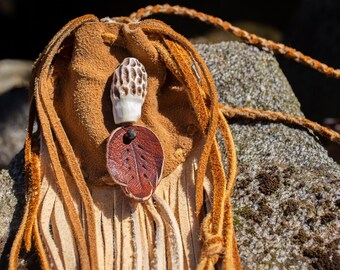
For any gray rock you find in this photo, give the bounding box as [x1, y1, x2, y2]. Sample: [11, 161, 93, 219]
[0, 150, 26, 268]
[0, 60, 32, 95]
[0, 59, 31, 169]
[196, 42, 340, 270]
[0, 87, 29, 169]
[0, 41, 339, 269]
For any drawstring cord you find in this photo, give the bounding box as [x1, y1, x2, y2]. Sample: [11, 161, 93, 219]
[129, 4, 340, 78]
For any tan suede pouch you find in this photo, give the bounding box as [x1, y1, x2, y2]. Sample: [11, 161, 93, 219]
[53, 21, 201, 184]
[9, 14, 242, 270]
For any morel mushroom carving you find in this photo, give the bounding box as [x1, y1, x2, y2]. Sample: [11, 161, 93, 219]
[110, 57, 147, 125]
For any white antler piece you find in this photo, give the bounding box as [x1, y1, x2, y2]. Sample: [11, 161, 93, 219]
[110, 57, 147, 125]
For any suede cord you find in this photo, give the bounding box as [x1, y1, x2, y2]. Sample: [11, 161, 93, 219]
[9, 15, 100, 270]
[33, 15, 99, 269]
[8, 102, 38, 269]
[129, 4, 340, 79]
[221, 106, 340, 144]
[8, 4, 340, 270]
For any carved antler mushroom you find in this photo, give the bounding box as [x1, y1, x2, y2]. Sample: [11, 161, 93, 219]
[110, 57, 147, 125]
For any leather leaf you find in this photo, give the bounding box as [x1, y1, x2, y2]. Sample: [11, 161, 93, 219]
[106, 126, 164, 200]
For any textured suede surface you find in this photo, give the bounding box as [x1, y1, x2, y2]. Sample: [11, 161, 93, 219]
[53, 21, 201, 184]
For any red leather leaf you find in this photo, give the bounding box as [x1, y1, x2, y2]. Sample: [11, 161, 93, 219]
[106, 126, 164, 200]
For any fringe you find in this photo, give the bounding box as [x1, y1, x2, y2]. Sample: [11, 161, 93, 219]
[33, 141, 213, 269]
